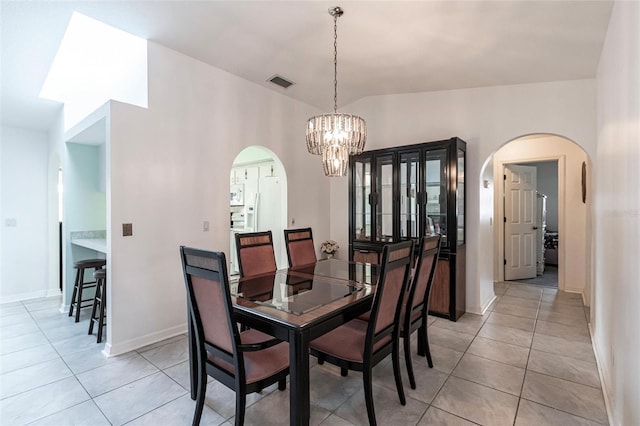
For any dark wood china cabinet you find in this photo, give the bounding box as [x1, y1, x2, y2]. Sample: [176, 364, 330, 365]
[349, 137, 466, 321]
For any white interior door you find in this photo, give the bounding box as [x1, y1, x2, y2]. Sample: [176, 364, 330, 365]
[504, 164, 537, 280]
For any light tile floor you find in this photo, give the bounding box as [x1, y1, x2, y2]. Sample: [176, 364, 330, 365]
[0, 281, 608, 425]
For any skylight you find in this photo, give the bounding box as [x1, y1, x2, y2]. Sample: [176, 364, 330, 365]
[40, 12, 148, 130]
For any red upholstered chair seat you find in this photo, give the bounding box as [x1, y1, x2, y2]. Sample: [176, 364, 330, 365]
[310, 319, 392, 363]
[208, 329, 289, 384]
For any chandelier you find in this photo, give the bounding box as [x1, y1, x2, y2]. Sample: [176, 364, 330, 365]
[306, 6, 367, 177]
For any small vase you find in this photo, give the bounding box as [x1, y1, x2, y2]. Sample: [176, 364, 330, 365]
[326, 253, 334, 259]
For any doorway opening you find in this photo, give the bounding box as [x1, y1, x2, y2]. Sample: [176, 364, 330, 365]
[503, 161, 559, 288]
[483, 134, 591, 302]
[229, 146, 288, 276]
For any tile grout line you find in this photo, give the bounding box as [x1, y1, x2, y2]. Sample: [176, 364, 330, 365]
[511, 287, 544, 425]
[11, 297, 114, 425]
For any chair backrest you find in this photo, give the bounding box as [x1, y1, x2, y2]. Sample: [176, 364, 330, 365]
[366, 240, 414, 348]
[405, 235, 441, 323]
[284, 228, 317, 268]
[235, 231, 277, 278]
[180, 246, 243, 378]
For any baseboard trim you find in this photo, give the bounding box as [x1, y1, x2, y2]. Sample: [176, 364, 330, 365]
[0, 290, 48, 304]
[477, 294, 498, 316]
[104, 323, 188, 357]
[563, 286, 584, 295]
[589, 323, 615, 426]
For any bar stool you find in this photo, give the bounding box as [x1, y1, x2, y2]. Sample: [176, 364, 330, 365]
[68, 259, 106, 322]
[89, 268, 107, 343]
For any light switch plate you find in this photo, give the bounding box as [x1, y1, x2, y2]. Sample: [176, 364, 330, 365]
[123, 223, 133, 236]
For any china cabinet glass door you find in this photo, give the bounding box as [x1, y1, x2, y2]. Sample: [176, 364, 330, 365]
[400, 152, 419, 240]
[457, 148, 465, 245]
[353, 158, 371, 241]
[375, 154, 394, 242]
[424, 148, 448, 245]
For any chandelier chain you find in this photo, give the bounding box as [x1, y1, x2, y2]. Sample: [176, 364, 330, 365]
[333, 13, 338, 114]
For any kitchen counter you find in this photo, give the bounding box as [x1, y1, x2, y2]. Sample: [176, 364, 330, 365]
[71, 230, 107, 254]
[71, 238, 107, 253]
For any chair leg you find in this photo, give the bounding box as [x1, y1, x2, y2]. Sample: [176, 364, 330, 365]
[235, 391, 246, 426]
[424, 328, 433, 368]
[192, 359, 207, 426]
[403, 332, 417, 390]
[363, 367, 377, 426]
[417, 324, 426, 356]
[278, 378, 286, 391]
[392, 341, 406, 405]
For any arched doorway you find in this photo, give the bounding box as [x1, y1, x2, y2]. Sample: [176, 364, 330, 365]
[480, 134, 591, 304]
[229, 146, 288, 275]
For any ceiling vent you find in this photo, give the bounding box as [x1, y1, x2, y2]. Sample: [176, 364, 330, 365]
[268, 75, 294, 89]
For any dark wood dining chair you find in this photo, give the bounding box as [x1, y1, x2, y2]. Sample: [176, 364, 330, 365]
[401, 234, 441, 389]
[284, 227, 317, 268]
[309, 240, 414, 426]
[235, 231, 277, 278]
[179, 246, 289, 426]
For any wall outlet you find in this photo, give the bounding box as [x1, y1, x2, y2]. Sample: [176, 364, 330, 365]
[203, 221, 210, 232]
[122, 223, 133, 236]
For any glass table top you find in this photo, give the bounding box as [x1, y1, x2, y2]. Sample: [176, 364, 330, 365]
[290, 259, 380, 286]
[234, 270, 365, 315]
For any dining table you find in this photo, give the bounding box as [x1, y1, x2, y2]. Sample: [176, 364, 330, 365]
[188, 258, 380, 426]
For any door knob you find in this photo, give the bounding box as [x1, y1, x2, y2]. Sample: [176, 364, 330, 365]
[533, 226, 539, 230]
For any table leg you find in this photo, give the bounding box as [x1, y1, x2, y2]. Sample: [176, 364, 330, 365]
[289, 330, 310, 426]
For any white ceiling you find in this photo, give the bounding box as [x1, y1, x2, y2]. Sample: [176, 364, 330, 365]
[1, 1, 614, 132]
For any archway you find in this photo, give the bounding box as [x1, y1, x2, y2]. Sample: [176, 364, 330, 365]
[480, 134, 591, 305]
[229, 146, 288, 275]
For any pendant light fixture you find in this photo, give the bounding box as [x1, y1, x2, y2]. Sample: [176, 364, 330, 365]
[306, 6, 367, 177]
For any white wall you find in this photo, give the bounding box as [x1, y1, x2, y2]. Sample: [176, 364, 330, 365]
[494, 135, 589, 295]
[0, 126, 50, 302]
[332, 79, 597, 314]
[594, 1, 640, 425]
[105, 42, 325, 355]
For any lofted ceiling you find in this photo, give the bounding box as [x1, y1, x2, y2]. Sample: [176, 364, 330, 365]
[1, 1, 613, 132]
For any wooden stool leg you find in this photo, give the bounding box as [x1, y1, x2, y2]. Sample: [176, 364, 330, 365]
[97, 279, 106, 343]
[74, 268, 85, 322]
[68, 268, 81, 317]
[88, 277, 101, 336]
